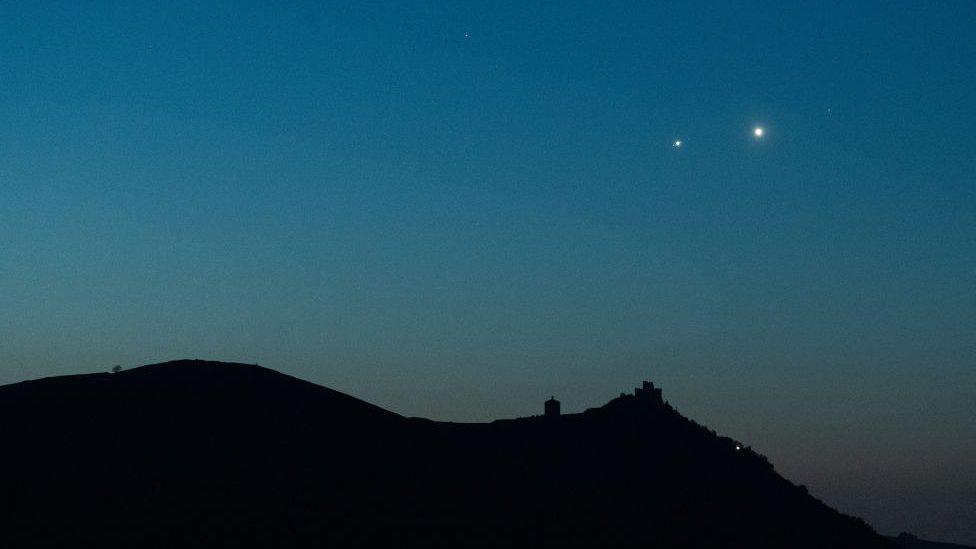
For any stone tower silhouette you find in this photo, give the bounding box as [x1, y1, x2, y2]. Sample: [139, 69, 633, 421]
[545, 396, 560, 417]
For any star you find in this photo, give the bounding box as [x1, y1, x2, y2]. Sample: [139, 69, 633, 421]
[673, 139, 682, 148]
[753, 127, 764, 138]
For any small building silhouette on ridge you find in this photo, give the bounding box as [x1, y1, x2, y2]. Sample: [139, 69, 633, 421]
[545, 396, 560, 417]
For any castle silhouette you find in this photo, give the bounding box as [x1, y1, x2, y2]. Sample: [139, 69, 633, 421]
[546, 381, 664, 416]
[633, 380, 664, 404]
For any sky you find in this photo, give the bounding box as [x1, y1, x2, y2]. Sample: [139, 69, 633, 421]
[1, 0, 974, 544]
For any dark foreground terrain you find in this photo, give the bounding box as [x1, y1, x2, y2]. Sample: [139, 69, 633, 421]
[0, 360, 894, 548]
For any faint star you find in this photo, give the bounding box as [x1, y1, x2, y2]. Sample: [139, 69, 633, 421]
[673, 139, 682, 148]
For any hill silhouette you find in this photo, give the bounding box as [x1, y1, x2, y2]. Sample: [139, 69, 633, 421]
[0, 360, 894, 548]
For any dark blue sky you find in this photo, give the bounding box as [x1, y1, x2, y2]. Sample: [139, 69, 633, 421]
[1, 1, 974, 543]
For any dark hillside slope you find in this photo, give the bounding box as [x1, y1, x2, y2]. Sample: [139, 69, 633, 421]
[0, 360, 892, 548]
[890, 533, 976, 549]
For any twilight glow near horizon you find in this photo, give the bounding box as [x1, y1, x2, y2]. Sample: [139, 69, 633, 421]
[0, 1, 973, 544]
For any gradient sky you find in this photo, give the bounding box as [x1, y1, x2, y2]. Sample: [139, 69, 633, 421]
[1, 1, 974, 544]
